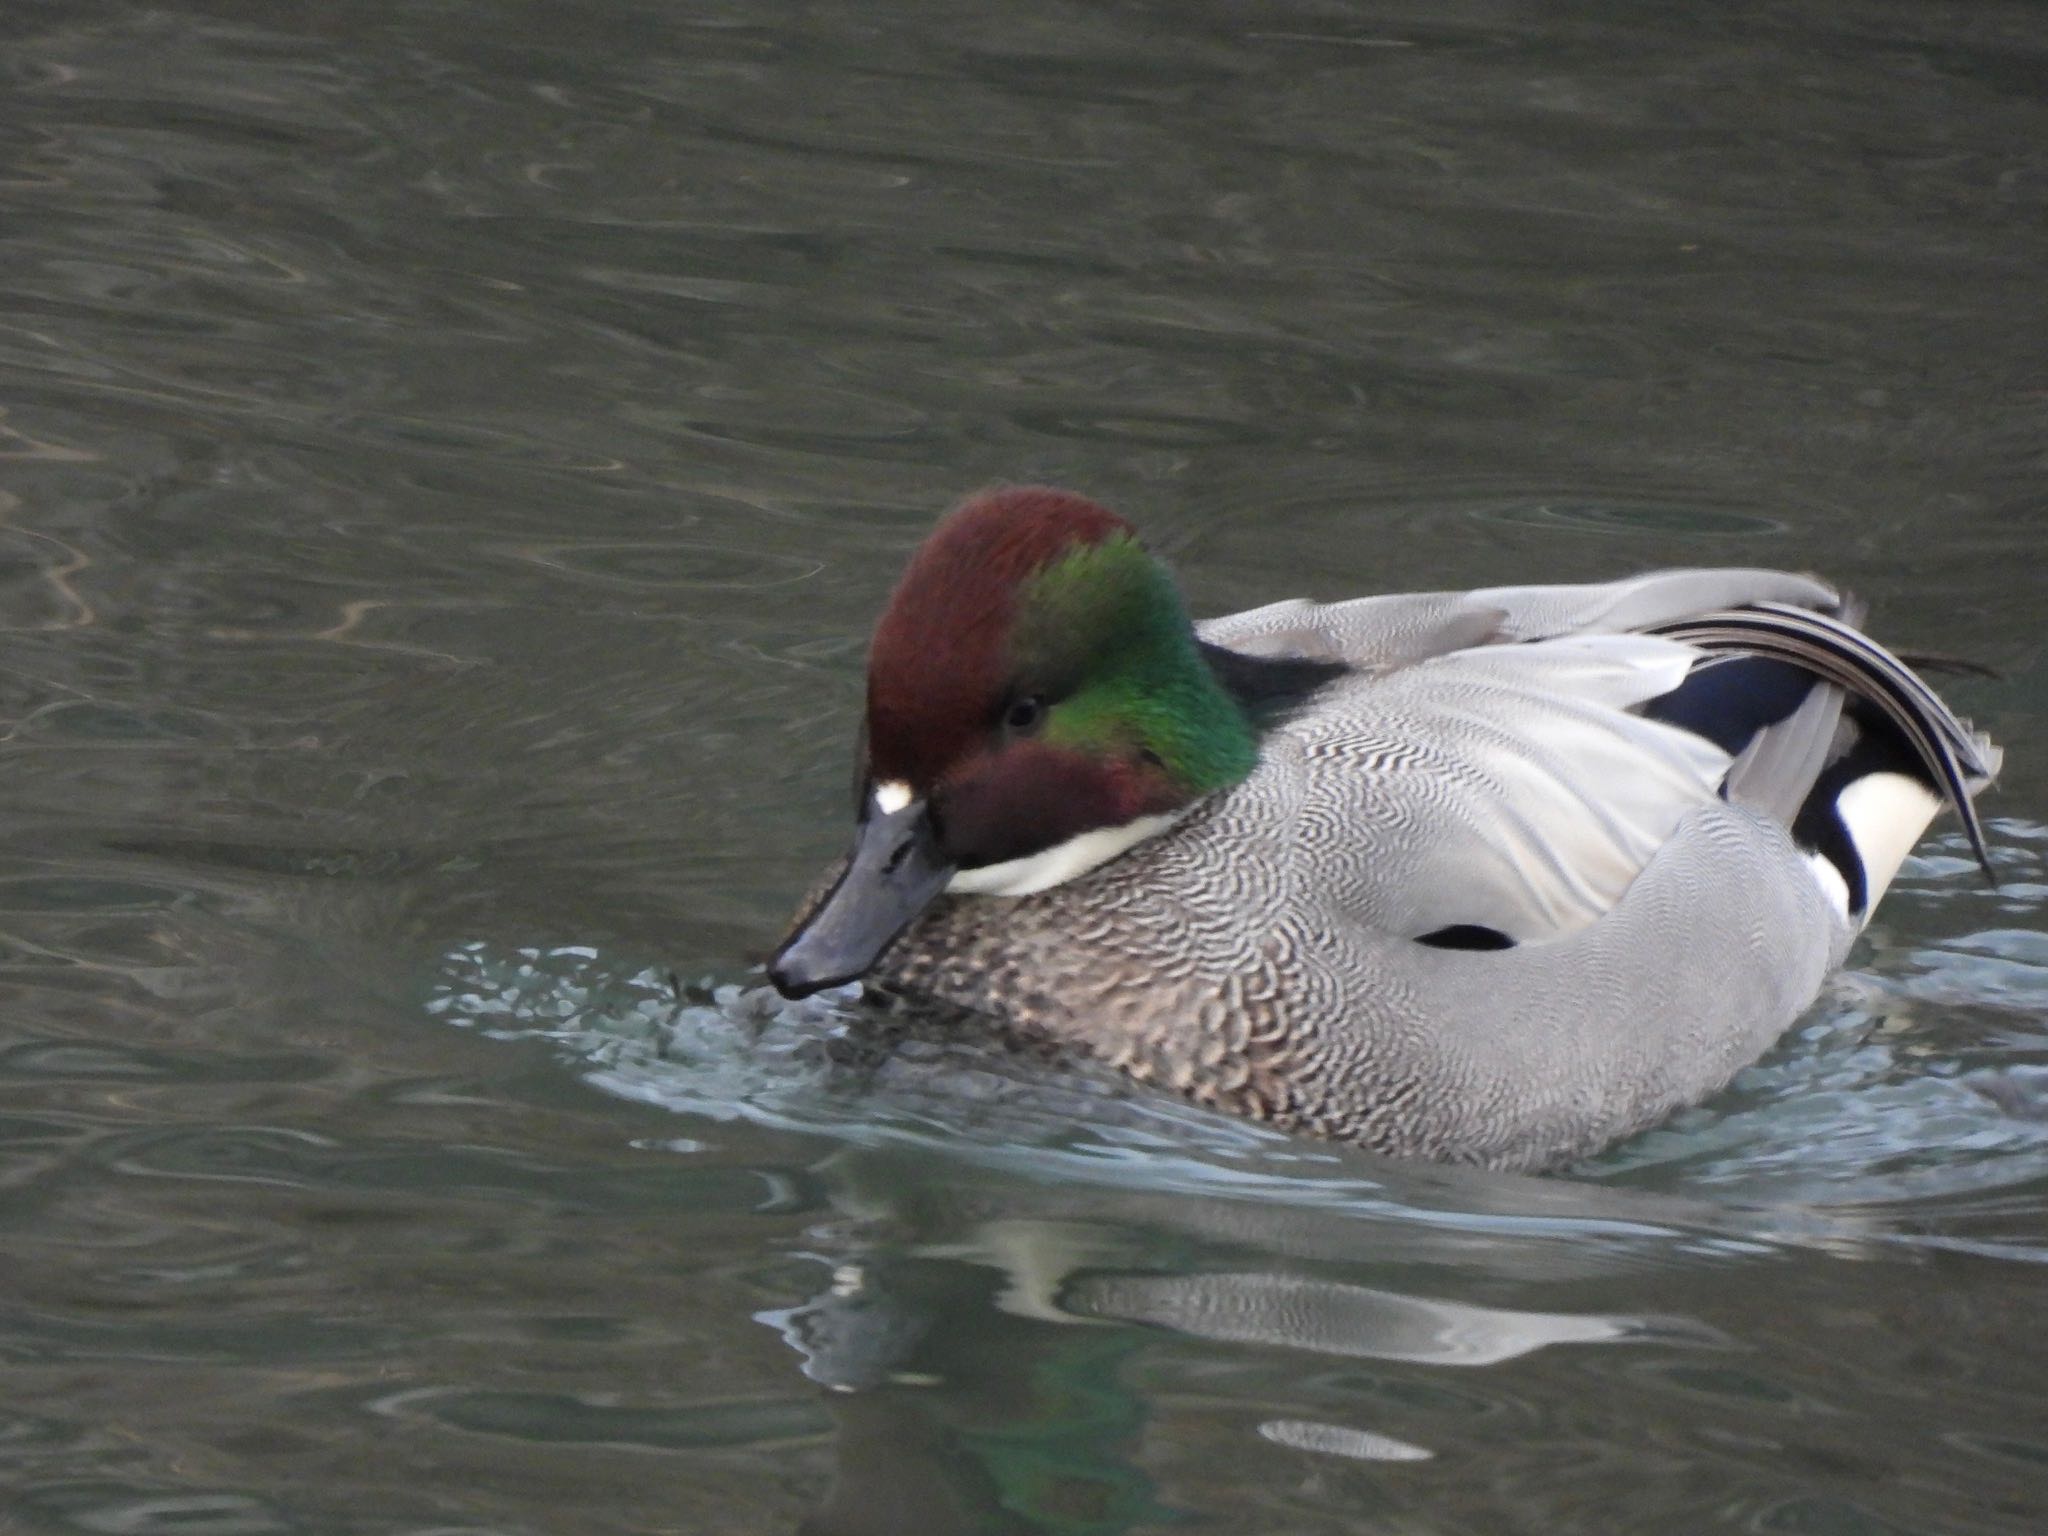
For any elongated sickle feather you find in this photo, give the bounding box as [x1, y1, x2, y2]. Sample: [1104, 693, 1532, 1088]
[1648, 603, 2000, 881]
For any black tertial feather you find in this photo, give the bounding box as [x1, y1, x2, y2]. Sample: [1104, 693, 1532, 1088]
[1642, 654, 1815, 756]
[1648, 603, 1998, 881]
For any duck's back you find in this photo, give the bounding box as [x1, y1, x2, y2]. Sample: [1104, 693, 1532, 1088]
[873, 569, 1998, 1170]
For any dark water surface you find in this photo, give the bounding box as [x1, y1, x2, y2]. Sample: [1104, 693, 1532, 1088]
[5, 2, 2047, 1531]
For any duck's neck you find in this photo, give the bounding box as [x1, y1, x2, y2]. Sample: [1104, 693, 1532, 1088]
[1199, 641, 1353, 725]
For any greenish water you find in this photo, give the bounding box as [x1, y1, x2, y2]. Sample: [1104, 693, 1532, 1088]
[3, 2, 2045, 1532]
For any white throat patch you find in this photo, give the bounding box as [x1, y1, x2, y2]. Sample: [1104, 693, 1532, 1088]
[946, 812, 1182, 897]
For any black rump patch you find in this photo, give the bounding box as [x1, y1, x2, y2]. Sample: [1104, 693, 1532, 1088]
[1787, 701, 1938, 919]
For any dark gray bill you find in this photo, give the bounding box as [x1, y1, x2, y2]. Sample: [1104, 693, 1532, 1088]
[768, 799, 953, 998]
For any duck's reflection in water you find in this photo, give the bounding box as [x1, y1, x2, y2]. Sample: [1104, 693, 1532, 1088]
[763, 1164, 1708, 1535]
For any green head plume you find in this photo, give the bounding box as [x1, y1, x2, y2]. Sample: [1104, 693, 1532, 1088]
[1013, 534, 1258, 796]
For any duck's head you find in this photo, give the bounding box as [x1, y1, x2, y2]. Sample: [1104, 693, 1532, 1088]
[769, 486, 1269, 999]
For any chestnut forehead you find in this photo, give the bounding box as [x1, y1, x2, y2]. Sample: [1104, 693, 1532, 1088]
[864, 489, 1132, 784]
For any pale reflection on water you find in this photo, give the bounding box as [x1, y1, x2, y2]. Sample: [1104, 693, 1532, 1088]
[3, 0, 2046, 1532]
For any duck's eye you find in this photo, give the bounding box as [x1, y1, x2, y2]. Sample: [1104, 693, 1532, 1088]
[1003, 694, 1045, 736]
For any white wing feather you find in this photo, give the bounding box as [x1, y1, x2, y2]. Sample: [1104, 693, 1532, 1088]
[1281, 634, 1730, 941]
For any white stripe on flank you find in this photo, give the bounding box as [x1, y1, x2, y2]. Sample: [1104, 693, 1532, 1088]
[1836, 770, 1942, 910]
[947, 812, 1182, 897]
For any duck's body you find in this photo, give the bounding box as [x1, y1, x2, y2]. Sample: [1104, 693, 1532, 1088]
[772, 490, 2000, 1171]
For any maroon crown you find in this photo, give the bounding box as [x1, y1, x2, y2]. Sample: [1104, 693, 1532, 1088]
[866, 488, 1132, 786]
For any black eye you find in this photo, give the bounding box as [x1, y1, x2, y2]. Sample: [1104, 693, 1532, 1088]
[1003, 694, 1045, 736]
